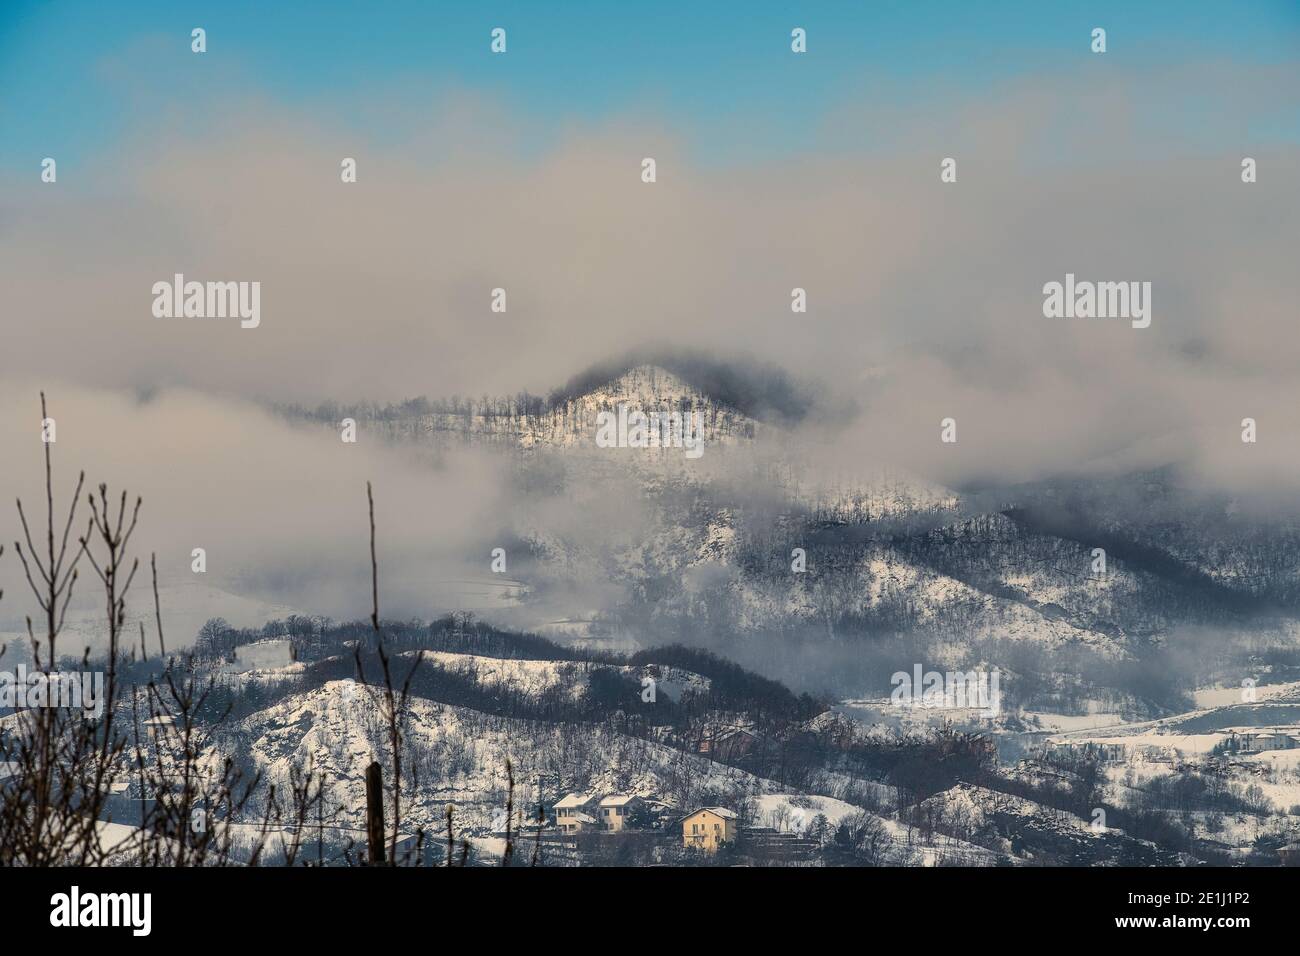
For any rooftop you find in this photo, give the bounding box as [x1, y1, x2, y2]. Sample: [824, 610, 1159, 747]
[599, 794, 638, 807]
[554, 792, 596, 809]
[685, 806, 737, 820]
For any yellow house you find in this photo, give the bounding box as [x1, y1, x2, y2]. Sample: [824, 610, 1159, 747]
[681, 807, 737, 852]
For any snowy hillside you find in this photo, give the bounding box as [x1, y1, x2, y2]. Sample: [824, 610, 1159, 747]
[244, 679, 794, 832]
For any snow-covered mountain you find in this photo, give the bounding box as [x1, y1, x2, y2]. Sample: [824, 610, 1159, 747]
[273, 360, 1300, 710]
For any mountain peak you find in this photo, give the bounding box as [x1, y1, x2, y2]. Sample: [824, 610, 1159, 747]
[548, 353, 815, 425]
[527, 362, 762, 452]
[591, 365, 704, 406]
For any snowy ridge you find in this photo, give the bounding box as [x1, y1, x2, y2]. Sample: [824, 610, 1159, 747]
[406, 650, 711, 702]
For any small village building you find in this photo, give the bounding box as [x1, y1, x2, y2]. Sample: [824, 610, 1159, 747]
[697, 727, 758, 761]
[681, 807, 737, 852]
[642, 798, 676, 827]
[554, 793, 600, 833]
[597, 794, 644, 832]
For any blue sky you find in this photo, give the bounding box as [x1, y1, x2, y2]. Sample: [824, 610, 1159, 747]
[3, 0, 1298, 173]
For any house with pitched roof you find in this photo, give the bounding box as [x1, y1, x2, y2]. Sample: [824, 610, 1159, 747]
[596, 794, 645, 832]
[554, 793, 600, 833]
[681, 806, 737, 852]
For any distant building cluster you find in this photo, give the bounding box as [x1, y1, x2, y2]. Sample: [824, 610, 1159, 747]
[1044, 725, 1300, 764]
[1222, 727, 1300, 752]
[551, 793, 750, 853]
[553, 793, 669, 834]
[1045, 740, 1127, 762]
